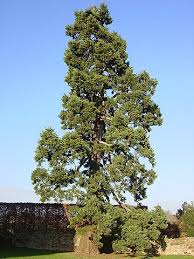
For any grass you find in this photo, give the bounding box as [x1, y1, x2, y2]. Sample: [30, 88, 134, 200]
[0, 246, 194, 259]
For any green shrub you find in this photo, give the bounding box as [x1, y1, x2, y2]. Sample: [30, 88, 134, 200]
[186, 229, 194, 237]
[111, 206, 167, 255]
[177, 202, 194, 237]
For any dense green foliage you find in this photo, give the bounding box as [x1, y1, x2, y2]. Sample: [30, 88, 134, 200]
[31, 4, 165, 255]
[177, 202, 194, 237]
[111, 206, 167, 255]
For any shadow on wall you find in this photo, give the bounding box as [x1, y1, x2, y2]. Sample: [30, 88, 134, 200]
[0, 236, 63, 258]
[0, 203, 75, 252]
[165, 222, 181, 238]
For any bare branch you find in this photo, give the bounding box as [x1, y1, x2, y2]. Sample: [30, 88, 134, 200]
[111, 190, 129, 212]
[98, 140, 112, 146]
[76, 157, 88, 171]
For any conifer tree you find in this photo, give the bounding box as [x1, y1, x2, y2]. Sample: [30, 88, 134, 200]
[32, 4, 164, 254]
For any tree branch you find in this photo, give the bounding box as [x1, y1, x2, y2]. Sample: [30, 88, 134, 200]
[98, 140, 112, 146]
[111, 190, 129, 212]
[76, 157, 88, 172]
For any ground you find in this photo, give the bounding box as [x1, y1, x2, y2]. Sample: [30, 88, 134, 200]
[0, 247, 194, 259]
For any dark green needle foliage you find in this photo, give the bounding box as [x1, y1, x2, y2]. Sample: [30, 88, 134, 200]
[111, 206, 167, 255]
[177, 202, 194, 237]
[32, 4, 166, 254]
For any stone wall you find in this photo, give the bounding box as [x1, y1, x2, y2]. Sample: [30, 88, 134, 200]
[161, 237, 194, 255]
[1, 203, 194, 255]
[0, 202, 75, 251]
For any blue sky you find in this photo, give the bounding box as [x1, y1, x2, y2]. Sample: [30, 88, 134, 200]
[0, 0, 193, 212]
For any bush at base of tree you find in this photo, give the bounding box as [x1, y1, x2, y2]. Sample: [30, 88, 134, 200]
[112, 206, 167, 255]
[70, 204, 167, 256]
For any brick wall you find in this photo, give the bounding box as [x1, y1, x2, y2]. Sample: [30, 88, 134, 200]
[0, 202, 75, 251]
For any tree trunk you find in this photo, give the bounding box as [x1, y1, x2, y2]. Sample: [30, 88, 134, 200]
[74, 230, 100, 255]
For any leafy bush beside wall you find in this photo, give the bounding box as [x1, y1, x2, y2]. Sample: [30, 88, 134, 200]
[177, 202, 194, 237]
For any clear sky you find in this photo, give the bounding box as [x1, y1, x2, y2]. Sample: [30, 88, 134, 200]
[0, 0, 193, 213]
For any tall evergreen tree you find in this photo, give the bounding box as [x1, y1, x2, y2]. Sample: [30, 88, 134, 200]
[32, 4, 164, 254]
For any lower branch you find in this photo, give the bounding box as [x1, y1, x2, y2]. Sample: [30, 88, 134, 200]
[111, 190, 129, 212]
